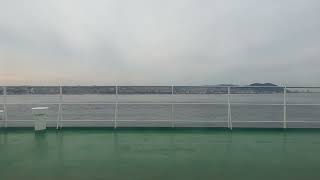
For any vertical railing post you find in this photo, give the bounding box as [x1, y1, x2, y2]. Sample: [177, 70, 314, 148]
[114, 85, 118, 129]
[227, 87, 232, 130]
[283, 86, 287, 129]
[1, 87, 2, 128]
[171, 85, 175, 128]
[2, 87, 7, 128]
[57, 85, 63, 129]
[227, 87, 230, 128]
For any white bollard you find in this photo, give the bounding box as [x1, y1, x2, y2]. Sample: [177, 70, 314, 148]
[32, 107, 48, 131]
[0, 110, 3, 121]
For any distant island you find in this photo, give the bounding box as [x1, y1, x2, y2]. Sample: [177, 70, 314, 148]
[249, 83, 278, 87]
[231, 83, 283, 94]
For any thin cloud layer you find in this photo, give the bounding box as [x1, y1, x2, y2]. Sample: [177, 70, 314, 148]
[1, 0, 320, 85]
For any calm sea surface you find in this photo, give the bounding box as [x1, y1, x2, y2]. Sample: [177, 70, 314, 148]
[0, 93, 320, 128]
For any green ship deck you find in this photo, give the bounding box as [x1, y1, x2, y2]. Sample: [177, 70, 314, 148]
[1, 128, 320, 180]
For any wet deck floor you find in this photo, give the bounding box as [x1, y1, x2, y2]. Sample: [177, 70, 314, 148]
[1, 128, 320, 180]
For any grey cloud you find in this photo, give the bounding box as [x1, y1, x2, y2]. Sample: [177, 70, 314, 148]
[0, 0, 320, 85]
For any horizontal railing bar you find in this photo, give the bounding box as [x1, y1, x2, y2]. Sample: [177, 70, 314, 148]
[7, 102, 320, 106]
[59, 120, 171, 122]
[286, 104, 320, 106]
[286, 121, 320, 123]
[3, 120, 320, 123]
[229, 86, 284, 88]
[2, 102, 228, 105]
[4, 85, 319, 88]
[2, 86, 320, 90]
[1, 102, 286, 105]
[116, 120, 172, 122]
[286, 86, 320, 88]
[117, 120, 227, 123]
[232, 103, 320, 106]
[61, 120, 114, 122]
[4, 102, 116, 105]
[0, 85, 287, 88]
[231, 103, 283, 106]
[233, 121, 283, 123]
[232, 121, 320, 123]
[1, 103, 60, 105]
[5, 120, 320, 122]
[166, 85, 284, 88]
[62, 102, 228, 105]
[174, 120, 227, 123]
[5, 102, 320, 106]
[58, 120, 228, 123]
[5, 120, 58, 122]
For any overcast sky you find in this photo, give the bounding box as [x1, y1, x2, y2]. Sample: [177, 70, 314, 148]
[1, 0, 320, 85]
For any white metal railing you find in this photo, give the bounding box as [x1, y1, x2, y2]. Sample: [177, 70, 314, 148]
[1, 85, 320, 129]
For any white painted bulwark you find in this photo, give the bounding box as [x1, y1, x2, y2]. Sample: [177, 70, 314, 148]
[32, 107, 48, 131]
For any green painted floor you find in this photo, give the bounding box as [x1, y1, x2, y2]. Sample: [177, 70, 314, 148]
[1, 128, 320, 180]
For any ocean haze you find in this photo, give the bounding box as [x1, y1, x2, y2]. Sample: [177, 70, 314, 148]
[1, 0, 320, 85]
